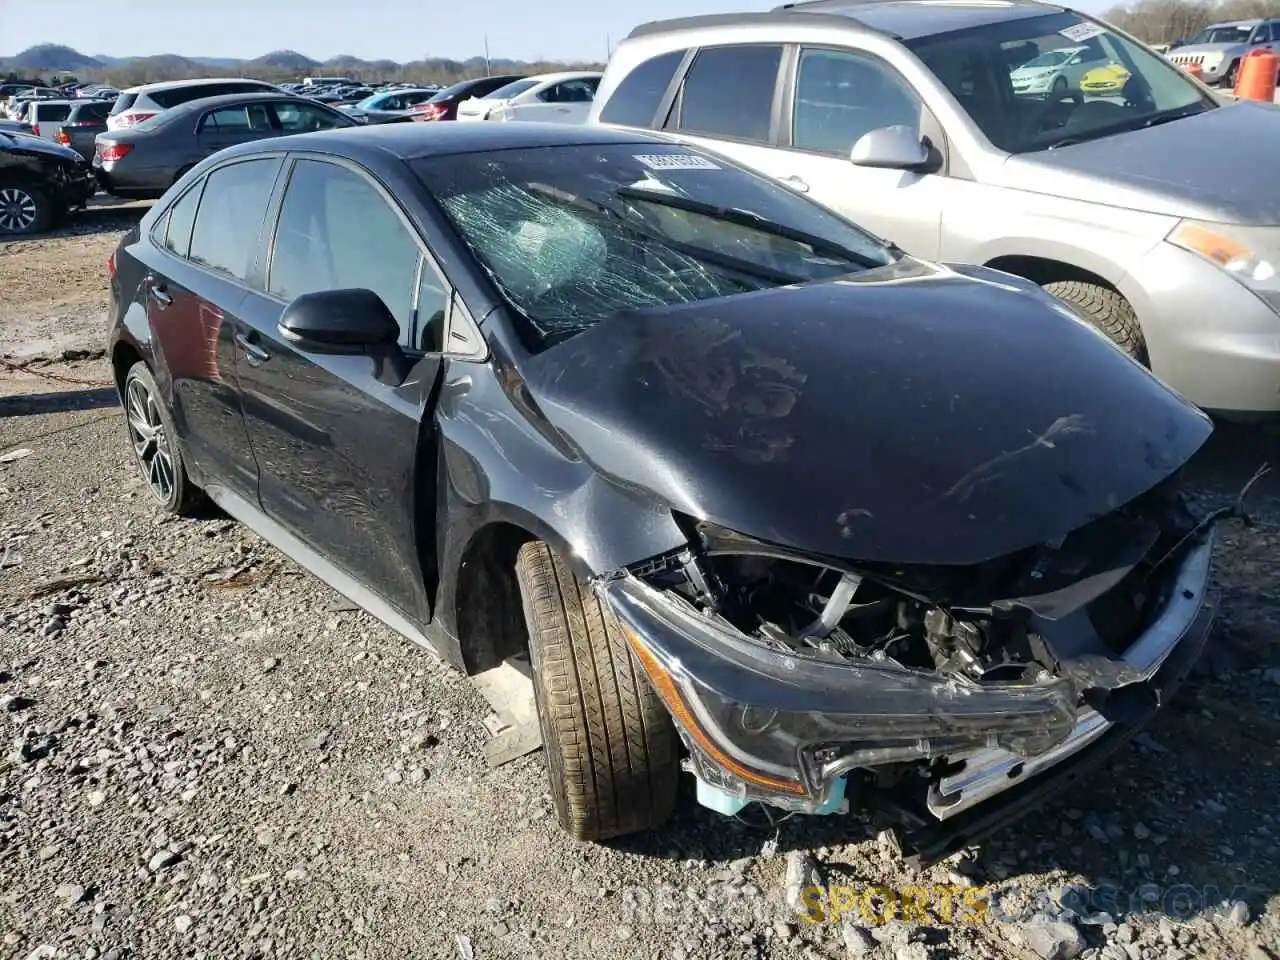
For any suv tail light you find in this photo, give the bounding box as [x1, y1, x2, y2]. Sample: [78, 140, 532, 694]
[97, 142, 133, 162]
[31, 124, 40, 137]
[414, 102, 446, 121]
[55, 129, 71, 145]
[106, 251, 117, 281]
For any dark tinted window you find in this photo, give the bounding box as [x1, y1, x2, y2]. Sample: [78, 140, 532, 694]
[34, 104, 72, 121]
[188, 158, 281, 280]
[164, 180, 203, 258]
[271, 101, 350, 132]
[674, 45, 781, 142]
[268, 160, 420, 338]
[599, 49, 685, 126]
[792, 48, 921, 155]
[416, 261, 449, 353]
[199, 104, 273, 132]
[70, 101, 111, 121]
[540, 78, 599, 103]
[152, 82, 274, 108]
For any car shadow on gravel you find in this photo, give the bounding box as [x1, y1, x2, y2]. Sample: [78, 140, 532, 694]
[0, 387, 119, 417]
[57, 197, 151, 239]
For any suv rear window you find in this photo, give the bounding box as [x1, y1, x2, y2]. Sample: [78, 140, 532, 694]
[34, 104, 72, 122]
[599, 49, 686, 127]
[108, 92, 138, 116]
[70, 102, 111, 121]
[151, 82, 274, 108]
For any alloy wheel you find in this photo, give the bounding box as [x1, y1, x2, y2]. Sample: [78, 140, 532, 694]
[125, 377, 177, 504]
[0, 186, 38, 233]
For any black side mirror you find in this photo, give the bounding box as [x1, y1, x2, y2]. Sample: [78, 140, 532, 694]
[278, 288, 400, 351]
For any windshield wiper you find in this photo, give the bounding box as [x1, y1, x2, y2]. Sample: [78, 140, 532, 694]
[614, 186, 884, 269]
[1140, 103, 1209, 129]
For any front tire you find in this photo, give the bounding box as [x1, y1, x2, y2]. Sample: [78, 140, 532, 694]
[515, 541, 680, 842]
[1042, 280, 1147, 363]
[122, 362, 205, 516]
[0, 182, 53, 236]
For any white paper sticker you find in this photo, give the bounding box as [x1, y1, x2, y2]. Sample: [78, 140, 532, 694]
[1058, 21, 1106, 42]
[634, 153, 721, 171]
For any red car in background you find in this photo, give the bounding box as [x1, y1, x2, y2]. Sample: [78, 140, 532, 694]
[411, 74, 526, 122]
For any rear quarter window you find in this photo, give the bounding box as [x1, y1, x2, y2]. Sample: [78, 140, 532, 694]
[108, 92, 138, 116]
[599, 49, 687, 127]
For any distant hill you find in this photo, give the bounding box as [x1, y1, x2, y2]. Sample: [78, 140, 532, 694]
[1, 44, 603, 87]
[4, 43, 102, 72]
[247, 50, 321, 71]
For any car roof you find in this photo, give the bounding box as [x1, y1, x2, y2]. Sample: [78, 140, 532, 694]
[213, 120, 670, 165]
[521, 71, 602, 86]
[155, 91, 325, 117]
[1205, 18, 1262, 28]
[122, 77, 277, 94]
[32, 99, 81, 107]
[629, 0, 1066, 43]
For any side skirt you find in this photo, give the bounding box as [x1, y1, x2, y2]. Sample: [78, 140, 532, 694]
[205, 483, 443, 660]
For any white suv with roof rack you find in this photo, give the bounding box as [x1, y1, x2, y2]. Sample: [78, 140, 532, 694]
[588, 0, 1280, 417]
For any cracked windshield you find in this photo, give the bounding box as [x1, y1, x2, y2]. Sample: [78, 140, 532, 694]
[908, 10, 1214, 152]
[412, 144, 895, 348]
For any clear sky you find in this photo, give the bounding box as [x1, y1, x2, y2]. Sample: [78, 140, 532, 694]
[3, 0, 1112, 64]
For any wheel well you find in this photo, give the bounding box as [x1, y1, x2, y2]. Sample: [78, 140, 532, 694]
[455, 522, 537, 675]
[983, 255, 1115, 292]
[111, 341, 143, 393]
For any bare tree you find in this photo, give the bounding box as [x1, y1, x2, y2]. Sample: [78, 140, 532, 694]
[1102, 0, 1280, 42]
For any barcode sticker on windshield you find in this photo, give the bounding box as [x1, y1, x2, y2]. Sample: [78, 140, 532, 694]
[1059, 21, 1106, 41]
[635, 153, 721, 171]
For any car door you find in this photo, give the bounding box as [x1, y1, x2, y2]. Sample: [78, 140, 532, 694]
[140, 157, 283, 499]
[232, 155, 449, 620]
[195, 103, 277, 157]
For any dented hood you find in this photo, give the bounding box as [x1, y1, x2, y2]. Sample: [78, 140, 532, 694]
[521, 262, 1212, 566]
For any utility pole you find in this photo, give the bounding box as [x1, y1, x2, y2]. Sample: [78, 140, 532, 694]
[484, 35, 491, 76]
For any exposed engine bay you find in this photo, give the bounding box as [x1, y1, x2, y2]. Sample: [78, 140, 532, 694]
[636, 470, 1217, 686]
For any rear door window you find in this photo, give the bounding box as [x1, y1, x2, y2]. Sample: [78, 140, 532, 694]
[35, 104, 72, 122]
[188, 158, 282, 281]
[671, 44, 783, 143]
[71, 102, 111, 122]
[599, 49, 686, 127]
[199, 105, 274, 132]
[164, 179, 204, 258]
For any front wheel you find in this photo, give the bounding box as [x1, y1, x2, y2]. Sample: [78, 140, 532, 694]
[122, 362, 205, 516]
[0, 182, 53, 236]
[1042, 280, 1147, 364]
[515, 541, 680, 842]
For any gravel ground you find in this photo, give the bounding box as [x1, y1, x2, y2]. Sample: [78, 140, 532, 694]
[1, 211, 1279, 960]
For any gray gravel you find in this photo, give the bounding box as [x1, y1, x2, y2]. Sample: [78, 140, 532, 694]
[2, 221, 1280, 959]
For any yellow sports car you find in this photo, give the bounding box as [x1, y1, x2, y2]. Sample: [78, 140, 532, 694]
[1080, 62, 1131, 94]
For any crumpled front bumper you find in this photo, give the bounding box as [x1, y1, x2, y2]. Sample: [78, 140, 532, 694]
[598, 532, 1216, 849]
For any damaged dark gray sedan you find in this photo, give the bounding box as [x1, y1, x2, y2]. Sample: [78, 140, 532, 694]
[105, 122, 1247, 864]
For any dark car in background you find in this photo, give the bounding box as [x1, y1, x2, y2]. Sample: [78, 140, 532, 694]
[106, 122, 1230, 861]
[410, 74, 526, 121]
[48, 99, 113, 161]
[339, 87, 441, 123]
[94, 92, 356, 199]
[0, 129, 94, 235]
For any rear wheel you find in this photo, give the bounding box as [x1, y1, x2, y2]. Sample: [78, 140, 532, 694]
[122, 362, 205, 516]
[0, 182, 53, 236]
[515, 541, 680, 841]
[1042, 280, 1147, 363]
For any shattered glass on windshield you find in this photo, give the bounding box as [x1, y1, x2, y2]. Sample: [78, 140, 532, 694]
[413, 144, 895, 348]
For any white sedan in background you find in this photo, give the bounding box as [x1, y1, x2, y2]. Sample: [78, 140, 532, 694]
[455, 71, 602, 124]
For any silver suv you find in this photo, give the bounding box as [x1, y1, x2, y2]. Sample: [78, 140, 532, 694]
[106, 78, 283, 131]
[1167, 18, 1280, 87]
[590, 0, 1280, 417]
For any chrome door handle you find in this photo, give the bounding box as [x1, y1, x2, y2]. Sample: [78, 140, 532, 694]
[234, 332, 270, 365]
[779, 174, 810, 193]
[148, 282, 172, 307]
